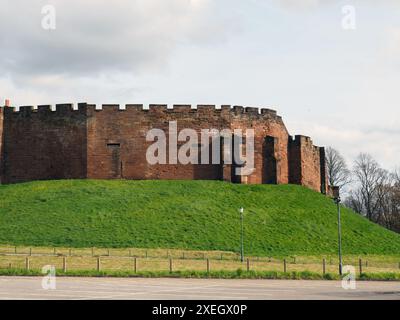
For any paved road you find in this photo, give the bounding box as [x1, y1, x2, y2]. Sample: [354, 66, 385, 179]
[0, 277, 399, 300]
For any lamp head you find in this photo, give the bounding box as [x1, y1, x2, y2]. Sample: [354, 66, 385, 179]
[331, 186, 341, 202]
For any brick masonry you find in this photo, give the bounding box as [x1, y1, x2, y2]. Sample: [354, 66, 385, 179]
[0, 103, 328, 193]
[0, 107, 4, 184]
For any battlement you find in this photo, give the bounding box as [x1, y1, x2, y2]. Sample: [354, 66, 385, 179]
[290, 135, 322, 154]
[290, 135, 312, 144]
[288, 134, 326, 193]
[0, 102, 326, 194]
[2, 103, 88, 114]
[0, 103, 280, 120]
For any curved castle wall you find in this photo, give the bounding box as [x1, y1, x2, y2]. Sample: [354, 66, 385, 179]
[0, 103, 327, 193]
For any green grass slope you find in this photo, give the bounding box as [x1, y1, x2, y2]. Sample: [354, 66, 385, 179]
[0, 180, 399, 256]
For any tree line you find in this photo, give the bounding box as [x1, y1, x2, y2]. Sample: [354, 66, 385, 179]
[326, 147, 400, 233]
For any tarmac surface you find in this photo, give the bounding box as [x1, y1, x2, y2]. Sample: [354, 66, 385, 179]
[0, 276, 399, 300]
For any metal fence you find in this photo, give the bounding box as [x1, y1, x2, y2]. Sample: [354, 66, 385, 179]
[0, 246, 399, 274]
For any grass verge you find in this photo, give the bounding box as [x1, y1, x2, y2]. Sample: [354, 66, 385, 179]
[1, 268, 399, 281]
[1, 180, 400, 257]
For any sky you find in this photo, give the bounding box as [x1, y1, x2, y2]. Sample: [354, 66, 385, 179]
[0, 0, 399, 170]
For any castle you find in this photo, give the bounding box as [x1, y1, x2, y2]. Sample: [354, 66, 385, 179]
[0, 103, 328, 193]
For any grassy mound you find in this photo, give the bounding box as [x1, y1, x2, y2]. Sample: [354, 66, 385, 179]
[0, 180, 399, 256]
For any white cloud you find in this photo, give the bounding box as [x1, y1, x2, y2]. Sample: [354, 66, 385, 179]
[273, 0, 400, 10]
[0, 0, 234, 78]
[384, 27, 400, 57]
[287, 121, 400, 170]
[277, 0, 322, 9]
[0, 0, 399, 170]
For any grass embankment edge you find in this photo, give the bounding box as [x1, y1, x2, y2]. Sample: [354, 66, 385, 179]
[1, 268, 399, 281]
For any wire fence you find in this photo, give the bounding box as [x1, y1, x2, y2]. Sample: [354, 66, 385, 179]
[0, 246, 399, 274]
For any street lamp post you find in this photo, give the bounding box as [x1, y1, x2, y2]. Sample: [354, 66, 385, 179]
[332, 187, 343, 276]
[239, 207, 244, 263]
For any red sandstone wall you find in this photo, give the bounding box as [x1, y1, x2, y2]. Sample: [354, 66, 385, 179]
[229, 107, 289, 184]
[0, 103, 326, 194]
[289, 135, 323, 192]
[1, 104, 87, 183]
[319, 147, 328, 194]
[0, 107, 4, 183]
[87, 104, 231, 180]
[86, 104, 290, 185]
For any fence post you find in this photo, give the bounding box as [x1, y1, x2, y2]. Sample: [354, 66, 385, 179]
[145, 250, 148, 258]
[365, 260, 368, 268]
[359, 258, 362, 274]
[284, 259, 287, 273]
[25, 257, 30, 270]
[134, 257, 137, 273]
[97, 257, 101, 272]
[220, 253, 223, 260]
[169, 258, 173, 273]
[14, 246, 17, 254]
[63, 256, 67, 272]
[247, 258, 250, 272]
[107, 249, 110, 256]
[206, 258, 210, 273]
[323, 258, 326, 275]
[29, 248, 32, 256]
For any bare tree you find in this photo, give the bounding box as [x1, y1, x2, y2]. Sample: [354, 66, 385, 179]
[393, 168, 400, 185]
[344, 189, 363, 214]
[387, 168, 400, 232]
[374, 172, 394, 227]
[325, 147, 351, 188]
[353, 153, 378, 220]
[353, 153, 389, 220]
[346, 161, 400, 233]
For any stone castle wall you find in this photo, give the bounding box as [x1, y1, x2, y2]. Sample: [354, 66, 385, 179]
[0, 103, 327, 193]
[0, 107, 4, 184]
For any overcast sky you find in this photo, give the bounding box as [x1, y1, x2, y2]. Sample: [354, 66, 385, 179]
[0, 0, 399, 170]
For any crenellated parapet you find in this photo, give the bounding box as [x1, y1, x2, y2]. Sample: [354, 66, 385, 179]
[1, 103, 281, 121]
[0, 106, 4, 184]
[0, 103, 326, 193]
[288, 134, 327, 194]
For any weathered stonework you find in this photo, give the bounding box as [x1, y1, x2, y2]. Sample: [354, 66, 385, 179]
[0, 103, 328, 193]
[0, 107, 4, 184]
